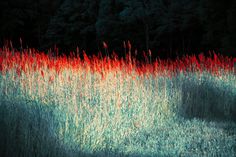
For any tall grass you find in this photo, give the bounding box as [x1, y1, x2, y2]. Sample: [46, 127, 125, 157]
[0, 47, 236, 157]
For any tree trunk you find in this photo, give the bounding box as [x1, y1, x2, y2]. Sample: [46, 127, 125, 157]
[145, 23, 149, 52]
[169, 32, 173, 57]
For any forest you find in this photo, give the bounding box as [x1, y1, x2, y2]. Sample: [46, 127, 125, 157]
[0, 0, 236, 58]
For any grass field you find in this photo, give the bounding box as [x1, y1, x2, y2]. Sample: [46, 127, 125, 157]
[0, 47, 236, 157]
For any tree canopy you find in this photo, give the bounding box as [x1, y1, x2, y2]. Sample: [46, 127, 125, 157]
[0, 0, 235, 58]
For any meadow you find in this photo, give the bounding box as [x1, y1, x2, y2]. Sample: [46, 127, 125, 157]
[0, 46, 236, 157]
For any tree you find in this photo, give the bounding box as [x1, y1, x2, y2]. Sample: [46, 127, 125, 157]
[117, 0, 160, 52]
[154, 0, 202, 56]
[223, 0, 236, 55]
[0, 0, 31, 45]
[95, 0, 124, 54]
[44, 0, 100, 53]
[0, 0, 61, 48]
[199, 0, 231, 50]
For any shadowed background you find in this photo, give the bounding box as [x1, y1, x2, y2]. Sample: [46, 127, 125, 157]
[0, 0, 236, 58]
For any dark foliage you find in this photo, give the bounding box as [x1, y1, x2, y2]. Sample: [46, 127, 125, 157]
[0, 0, 236, 58]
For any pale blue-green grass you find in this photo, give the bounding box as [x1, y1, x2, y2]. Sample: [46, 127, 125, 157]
[0, 68, 235, 157]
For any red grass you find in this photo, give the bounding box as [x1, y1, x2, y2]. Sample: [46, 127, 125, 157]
[0, 47, 235, 80]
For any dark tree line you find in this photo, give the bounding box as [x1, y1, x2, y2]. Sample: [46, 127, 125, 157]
[0, 0, 236, 58]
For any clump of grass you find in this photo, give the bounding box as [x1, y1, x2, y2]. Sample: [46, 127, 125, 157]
[0, 47, 236, 157]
